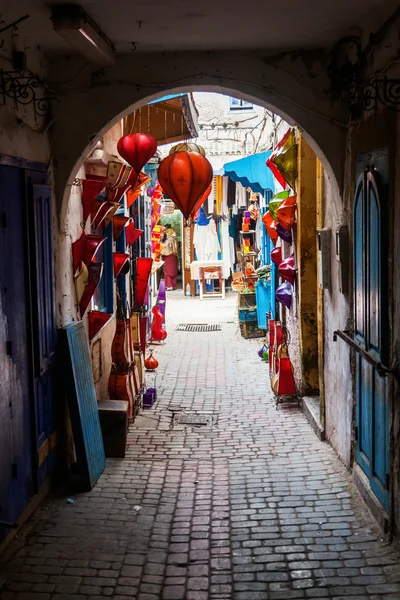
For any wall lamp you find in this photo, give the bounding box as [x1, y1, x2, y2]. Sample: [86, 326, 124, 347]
[51, 4, 116, 65]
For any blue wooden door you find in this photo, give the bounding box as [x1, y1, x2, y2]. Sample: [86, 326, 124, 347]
[354, 154, 389, 510]
[0, 166, 35, 541]
[27, 178, 57, 487]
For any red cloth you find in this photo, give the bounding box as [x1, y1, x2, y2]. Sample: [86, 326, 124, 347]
[164, 254, 178, 289]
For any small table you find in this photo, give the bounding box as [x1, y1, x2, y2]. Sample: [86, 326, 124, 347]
[198, 266, 225, 300]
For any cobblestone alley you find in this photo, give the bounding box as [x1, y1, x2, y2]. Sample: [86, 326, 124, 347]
[1, 293, 400, 600]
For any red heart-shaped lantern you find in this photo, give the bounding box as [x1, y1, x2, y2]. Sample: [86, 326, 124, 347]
[271, 247, 282, 265]
[117, 133, 157, 174]
[278, 254, 296, 285]
[158, 151, 213, 220]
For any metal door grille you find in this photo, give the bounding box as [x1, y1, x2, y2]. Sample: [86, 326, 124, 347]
[176, 323, 221, 332]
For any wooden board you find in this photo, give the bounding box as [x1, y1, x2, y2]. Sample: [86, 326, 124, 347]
[60, 321, 105, 490]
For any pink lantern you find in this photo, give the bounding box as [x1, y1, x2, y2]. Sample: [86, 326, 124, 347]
[271, 247, 282, 265]
[278, 254, 296, 285]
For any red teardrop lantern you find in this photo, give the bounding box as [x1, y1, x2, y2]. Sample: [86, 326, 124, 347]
[158, 151, 213, 220]
[262, 211, 279, 246]
[271, 247, 282, 265]
[278, 254, 296, 285]
[277, 195, 297, 231]
[117, 134, 157, 174]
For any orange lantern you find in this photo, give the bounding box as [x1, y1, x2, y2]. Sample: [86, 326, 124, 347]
[262, 211, 279, 246]
[277, 195, 297, 231]
[158, 151, 213, 221]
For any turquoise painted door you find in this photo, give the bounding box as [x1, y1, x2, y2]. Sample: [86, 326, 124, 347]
[354, 152, 389, 511]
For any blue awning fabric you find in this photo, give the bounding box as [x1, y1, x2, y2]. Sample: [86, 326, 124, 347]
[223, 151, 274, 194]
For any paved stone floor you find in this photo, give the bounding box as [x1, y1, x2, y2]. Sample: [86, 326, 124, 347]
[1, 292, 400, 599]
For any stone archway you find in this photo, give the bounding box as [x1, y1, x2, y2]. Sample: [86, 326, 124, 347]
[48, 51, 348, 220]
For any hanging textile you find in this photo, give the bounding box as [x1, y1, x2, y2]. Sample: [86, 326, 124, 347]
[215, 176, 223, 215]
[193, 218, 221, 261]
[235, 183, 247, 208]
[222, 177, 229, 216]
[227, 178, 236, 208]
[208, 177, 216, 214]
[220, 219, 233, 276]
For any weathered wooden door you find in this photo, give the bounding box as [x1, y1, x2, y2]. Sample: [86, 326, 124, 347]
[354, 151, 390, 510]
[0, 166, 35, 541]
[0, 164, 56, 544]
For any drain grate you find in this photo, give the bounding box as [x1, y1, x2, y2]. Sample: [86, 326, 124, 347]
[174, 413, 212, 427]
[176, 323, 221, 332]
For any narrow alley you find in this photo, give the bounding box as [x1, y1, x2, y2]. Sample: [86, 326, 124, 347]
[1, 294, 400, 600]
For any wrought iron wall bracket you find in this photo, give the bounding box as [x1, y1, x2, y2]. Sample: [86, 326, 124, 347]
[333, 329, 391, 377]
[343, 77, 400, 114]
[0, 70, 60, 121]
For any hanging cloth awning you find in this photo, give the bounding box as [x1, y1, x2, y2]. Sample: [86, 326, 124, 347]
[123, 94, 198, 146]
[223, 151, 274, 195]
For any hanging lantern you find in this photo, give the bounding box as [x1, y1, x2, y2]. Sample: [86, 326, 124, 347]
[117, 133, 157, 174]
[82, 234, 106, 267]
[277, 223, 293, 245]
[72, 230, 87, 274]
[169, 142, 206, 156]
[125, 220, 144, 246]
[106, 160, 135, 189]
[81, 177, 108, 224]
[158, 151, 213, 221]
[266, 128, 298, 191]
[144, 349, 159, 371]
[103, 202, 121, 229]
[113, 215, 129, 240]
[271, 247, 282, 265]
[91, 200, 116, 229]
[126, 172, 151, 208]
[276, 281, 293, 310]
[135, 257, 153, 308]
[278, 254, 296, 285]
[268, 191, 290, 221]
[88, 311, 112, 341]
[262, 211, 279, 246]
[74, 262, 89, 304]
[113, 252, 130, 278]
[79, 263, 103, 316]
[277, 195, 297, 231]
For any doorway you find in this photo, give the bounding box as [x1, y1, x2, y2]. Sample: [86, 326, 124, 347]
[354, 150, 390, 511]
[0, 161, 56, 544]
